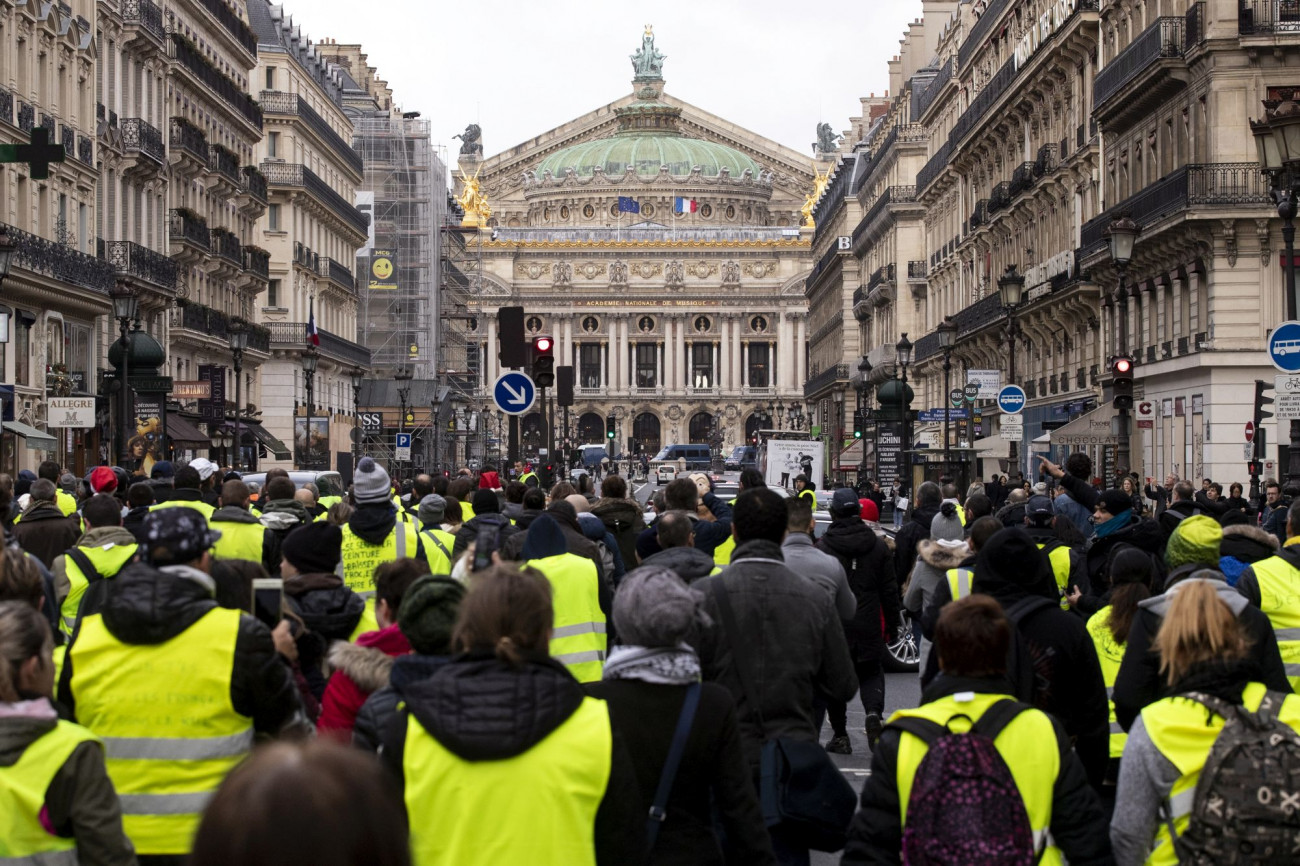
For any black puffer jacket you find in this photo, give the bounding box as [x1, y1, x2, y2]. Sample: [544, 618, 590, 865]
[639, 545, 718, 583]
[452, 512, 520, 560]
[283, 572, 366, 700]
[58, 561, 301, 735]
[892, 500, 940, 585]
[1083, 514, 1167, 592]
[590, 497, 645, 573]
[353, 653, 449, 753]
[818, 516, 899, 663]
[379, 651, 645, 865]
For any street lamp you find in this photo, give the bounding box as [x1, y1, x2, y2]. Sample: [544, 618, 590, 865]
[210, 427, 233, 468]
[896, 333, 913, 490]
[938, 317, 958, 480]
[430, 389, 443, 475]
[395, 366, 413, 473]
[1252, 94, 1300, 484]
[111, 286, 139, 468]
[228, 322, 248, 472]
[301, 347, 318, 470]
[350, 368, 364, 469]
[1106, 217, 1140, 477]
[998, 265, 1025, 481]
[854, 356, 871, 482]
[0, 226, 15, 286]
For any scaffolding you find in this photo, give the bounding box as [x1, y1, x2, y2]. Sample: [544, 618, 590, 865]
[439, 212, 482, 400]
[352, 114, 446, 378]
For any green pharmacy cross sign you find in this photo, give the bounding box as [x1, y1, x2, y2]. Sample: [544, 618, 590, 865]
[0, 127, 67, 180]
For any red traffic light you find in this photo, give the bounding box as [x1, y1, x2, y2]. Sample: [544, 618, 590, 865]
[1113, 357, 1132, 375]
[534, 336, 553, 353]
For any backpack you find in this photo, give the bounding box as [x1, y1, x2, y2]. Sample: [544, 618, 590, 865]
[889, 699, 1039, 866]
[1165, 691, 1300, 865]
[1002, 596, 1057, 708]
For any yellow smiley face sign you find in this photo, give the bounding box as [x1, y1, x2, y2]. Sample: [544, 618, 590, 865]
[368, 251, 397, 289]
[371, 257, 393, 279]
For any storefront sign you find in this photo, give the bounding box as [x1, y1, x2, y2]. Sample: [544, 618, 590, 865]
[47, 397, 95, 428]
[1014, 0, 1079, 70]
[173, 380, 212, 400]
[876, 420, 903, 492]
[1024, 250, 1074, 296]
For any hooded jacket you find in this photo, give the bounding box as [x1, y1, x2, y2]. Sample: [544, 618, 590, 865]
[259, 498, 313, 543]
[1219, 523, 1280, 586]
[57, 560, 301, 735]
[12, 500, 81, 568]
[639, 544, 718, 583]
[284, 573, 366, 699]
[51, 525, 139, 609]
[0, 697, 135, 866]
[1111, 573, 1290, 731]
[353, 654, 450, 753]
[211, 505, 281, 575]
[500, 507, 605, 584]
[318, 624, 410, 741]
[892, 499, 941, 586]
[589, 497, 645, 573]
[121, 506, 151, 544]
[452, 511, 520, 561]
[1083, 513, 1167, 592]
[818, 517, 900, 664]
[841, 674, 1113, 866]
[379, 652, 645, 865]
[578, 512, 626, 584]
[904, 539, 971, 675]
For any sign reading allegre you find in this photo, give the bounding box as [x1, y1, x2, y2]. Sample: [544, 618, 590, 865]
[47, 397, 96, 428]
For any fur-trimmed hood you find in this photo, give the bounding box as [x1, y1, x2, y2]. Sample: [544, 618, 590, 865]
[916, 538, 971, 570]
[328, 639, 398, 692]
[1220, 522, 1280, 565]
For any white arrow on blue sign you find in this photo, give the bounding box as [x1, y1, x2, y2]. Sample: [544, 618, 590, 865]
[997, 385, 1027, 415]
[493, 371, 537, 416]
[1269, 321, 1300, 373]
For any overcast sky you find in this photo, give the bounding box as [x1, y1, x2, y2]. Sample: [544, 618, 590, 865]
[297, 0, 925, 166]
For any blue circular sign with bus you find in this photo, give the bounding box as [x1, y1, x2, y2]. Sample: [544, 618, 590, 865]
[1269, 321, 1300, 373]
[997, 384, 1027, 415]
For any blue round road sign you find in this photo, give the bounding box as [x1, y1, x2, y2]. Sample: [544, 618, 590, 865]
[1269, 321, 1300, 372]
[493, 371, 536, 416]
[997, 385, 1027, 415]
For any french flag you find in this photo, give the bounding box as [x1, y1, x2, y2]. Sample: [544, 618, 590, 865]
[675, 197, 698, 214]
[308, 296, 320, 347]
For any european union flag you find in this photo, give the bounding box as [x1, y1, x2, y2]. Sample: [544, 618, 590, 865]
[617, 196, 641, 214]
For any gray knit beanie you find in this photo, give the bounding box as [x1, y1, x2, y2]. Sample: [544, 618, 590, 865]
[612, 566, 711, 648]
[930, 500, 964, 542]
[353, 457, 391, 505]
[418, 494, 447, 526]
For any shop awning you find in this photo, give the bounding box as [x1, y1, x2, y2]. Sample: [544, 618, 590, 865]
[3, 421, 56, 450]
[165, 413, 211, 448]
[247, 423, 291, 460]
[1050, 406, 1117, 446]
[973, 435, 1010, 458]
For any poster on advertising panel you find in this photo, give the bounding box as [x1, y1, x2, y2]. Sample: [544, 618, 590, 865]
[368, 250, 397, 291]
[128, 393, 165, 478]
[761, 439, 823, 490]
[295, 417, 330, 469]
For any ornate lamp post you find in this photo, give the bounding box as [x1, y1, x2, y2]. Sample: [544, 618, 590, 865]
[1106, 217, 1140, 477]
[854, 356, 871, 483]
[110, 286, 139, 467]
[997, 266, 1025, 481]
[228, 323, 247, 471]
[0, 226, 15, 288]
[937, 317, 958, 479]
[395, 366, 413, 473]
[896, 333, 913, 491]
[301, 348, 318, 469]
[350, 368, 364, 468]
[211, 427, 233, 469]
[429, 388, 443, 475]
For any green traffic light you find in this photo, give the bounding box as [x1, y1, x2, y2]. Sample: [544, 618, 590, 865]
[854, 431, 862, 439]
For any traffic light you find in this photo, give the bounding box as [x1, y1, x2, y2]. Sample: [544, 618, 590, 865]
[530, 335, 555, 387]
[1110, 355, 1134, 410]
[1248, 460, 1263, 478]
[606, 415, 616, 440]
[853, 408, 864, 440]
[1255, 379, 1275, 433]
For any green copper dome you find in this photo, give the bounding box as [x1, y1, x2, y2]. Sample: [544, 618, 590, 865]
[537, 134, 765, 180]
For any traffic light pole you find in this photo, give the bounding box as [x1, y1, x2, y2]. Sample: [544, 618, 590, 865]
[1115, 262, 1132, 481]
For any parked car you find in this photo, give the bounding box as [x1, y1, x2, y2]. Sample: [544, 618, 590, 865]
[649, 444, 711, 473]
[240, 470, 345, 500]
[724, 445, 757, 471]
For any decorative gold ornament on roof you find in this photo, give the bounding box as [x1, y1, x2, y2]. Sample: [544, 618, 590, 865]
[457, 165, 492, 228]
[801, 164, 834, 229]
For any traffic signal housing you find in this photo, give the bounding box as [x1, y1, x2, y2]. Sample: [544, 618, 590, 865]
[606, 415, 616, 440]
[1111, 355, 1134, 410]
[530, 335, 555, 387]
[853, 408, 864, 440]
[1254, 379, 1275, 433]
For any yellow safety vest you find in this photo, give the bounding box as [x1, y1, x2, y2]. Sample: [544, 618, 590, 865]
[520, 471, 538, 486]
[318, 495, 342, 510]
[798, 488, 816, 506]
[148, 499, 215, 520]
[348, 599, 381, 642]
[0, 719, 101, 862]
[713, 534, 737, 567]
[338, 521, 422, 597]
[946, 567, 975, 601]
[210, 518, 267, 564]
[70, 607, 251, 855]
[1140, 683, 1300, 866]
[1036, 542, 1075, 611]
[59, 541, 139, 638]
[892, 692, 1063, 865]
[403, 696, 611, 866]
[526, 553, 608, 683]
[56, 489, 78, 517]
[1248, 550, 1300, 691]
[1085, 606, 1128, 758]
[420, 528, 457, 576]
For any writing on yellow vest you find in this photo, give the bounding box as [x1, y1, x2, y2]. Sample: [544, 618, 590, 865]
[402, 697, 611, 866]
[1085, 606, 1128, 758]
[339, 521, 422, 597]
[0, 720, 100, 861]
[210, 518, 267, 564]
[59, 542, 138, 638]
[526, 553, 607, 683]
[70, 607, 251, 855]
[1248, 551, 1300, 691]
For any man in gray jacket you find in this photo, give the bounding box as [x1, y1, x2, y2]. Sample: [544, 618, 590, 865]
[697, 486, 858, 866]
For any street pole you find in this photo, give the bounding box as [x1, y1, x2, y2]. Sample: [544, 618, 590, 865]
[1115, 262, 1132, 480]
[1284, 202, 1300, 486]
[232, 351, 242, 472]
[1007, 314, 1018, 482]
[942, 351, 952, 481]
[118, 318, 131, 468]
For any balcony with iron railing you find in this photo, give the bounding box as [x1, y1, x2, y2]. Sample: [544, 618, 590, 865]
[168, 208, 209, 250]
[915, 57, 953, 119]
[907, 261, 927, 281]
[121, 117, 164, 166]
[123, 0, 165, 43]
[988, 182, 1012, 213]
[210, 227, 242, 265]
[1094, 14, 1198, 114]
[17, 101, 34, 132]
[0, 88, 11, 126]
[171, 301, 269, 351]
[208, 143, 242, 193]
[316, 257, 355, 291]
[169, 115, 208, 175]
[268, 322, 371, 367]
[2, 222, 113, 295]
[1010, 161, 1037, 196]
[243, 246, 270, 280]
[261, 162, 369, 238]
[169, 34, 262, 130]
[868, 263, 896, 291]
[1239, 0, 1299, 34]
[241, 165, 267, 204]
[851, 186, 917, 247]
[970, 198, 990, 229]
[1034, 143, 1057, 177]
[101, 240, 178, 292]
[804, 364, 850, 399]
[193, 0, 258, 57]
[258, 91, 364, 177]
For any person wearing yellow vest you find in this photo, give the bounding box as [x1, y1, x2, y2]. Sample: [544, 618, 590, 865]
[379, 563, 642, 865]
[794, 473, 817, 509]
[57, 507, 300, 859]
[36, 460, 80, 517]
[711, 469, 765, 567]
[51, 494, 139, 640]
[280, 522, 366, 699]
[843, 594, 1112, 865]
[148, 464, 215, 520]
[12, 480, 82, 570]
[209, 479, 281, 575]
[904, 502, 972, 679]
[413, 494, 457, 575]
[916, 515, 1001, 644]
[1111, 580, 1300, 865]
[517, 514, 608, 683]
[451, 490, 521, 562]
[1236, 498, 1300, 692]
[0, 601, 136, 866]
[338, 458, 424, 598]
[1022, 495, 1088, 613]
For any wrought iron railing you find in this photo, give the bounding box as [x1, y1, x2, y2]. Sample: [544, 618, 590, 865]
[208, 143, 241, 186]
[970, 198, 989, 228]
[268, 322, 372, 367]
[77, 135, 92, 165]
[1186, 162, 1272, 204]
[123, 0, 165, 41]
[852, 185, 917, 247]
[258, 91, 364, 176]
[61, 125, 74, 158]
[2, 222, 113, 294]
[915, 57, 952, 119]
[958, 0, 1009, 68]
[803, 364, 849, 399]
[949, 58, 1016, 147]
[853, 287, 869, 305]
[210, 227, 242, 264]
[0, 87, 12, 125]
[908, 261, 927, 280]
[103, 240, 178, 290]
[121, 118, 164, 163]
[1239, 0, 1298, 33]
[169, 115, 207, 162]
[168, 209, 210, 249]
[317, 256, 355, 289]
[243, 246, 270, 280]
[261, 162, 369, 237]
[988, 182, 1012, 213]
[1094, 17, 1186, 109]
[916, 140, 953, 194]
[241, 165, 267, 203]
[17, 101, 34, 132]
[193, 0, 258, 56]
[170, 34, 262, 129]
[1010, 161, 1036, 195]
[868, 263, 896, 290]
[172, 302, 267, 351]
[1034, 143, 1057, 177]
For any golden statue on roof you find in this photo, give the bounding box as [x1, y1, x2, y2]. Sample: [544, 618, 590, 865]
[457, 165, 492, 228]
[801, 164, 834, 229]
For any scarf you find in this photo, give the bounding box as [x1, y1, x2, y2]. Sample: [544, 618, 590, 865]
[601, 644, 700, 685]
[1093, 509, 1133, 539]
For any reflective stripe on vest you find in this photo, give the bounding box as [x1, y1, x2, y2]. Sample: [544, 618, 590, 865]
[210, 519, 266, 564]
[798, 489, 816, 506]
[1037, 542, 1074, 611]
[148, 500, 215, 520]
[420, 529, 456, 576]
[892, 693, 1063, 866]
[1086, 606, 1128, 758]
[1250, 553, 1300, 691]
[713, 534, 736, 567]
[402, 696, 611, 866]
[1141, 683, 1300, 866]
[527, 553, 608, 683]
[59, 542, 138, 637]
[0, 720, 99, 862]
[946, 567, 974, 601]
[70, 607, 250, 855]
[339, 522, 420, 596]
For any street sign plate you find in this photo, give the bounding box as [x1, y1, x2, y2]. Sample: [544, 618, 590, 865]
[492, 371, 536, 416]
[997, 385, 1027, 415]
[1277, 373, 1300, 420]
[1000, 414, 1024, 440]
[918, 408, 971, 422]
[1245, 443, 1255, 461]
[968, 371, 1002, 399]
[949, 388, 963, 408]
[395, 432, 412, 462]
[1246, 421, 1256, 442]
[1269, 321, 1300, 372]
[1136, 400, 1155, 429]
[963, 382, 981, 401]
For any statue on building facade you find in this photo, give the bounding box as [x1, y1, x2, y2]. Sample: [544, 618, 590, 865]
[631, 25, 666, 80]
[814, 122, 842, 157]
[722, 260, 740, 284]
[457, 167, 492, 228]
[554, 261, 572, 286]
[801, 164, 833, 229]
[454, 124, 483, 157]
[665, 260, 684, 287]
[610, 260, 628, 285]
